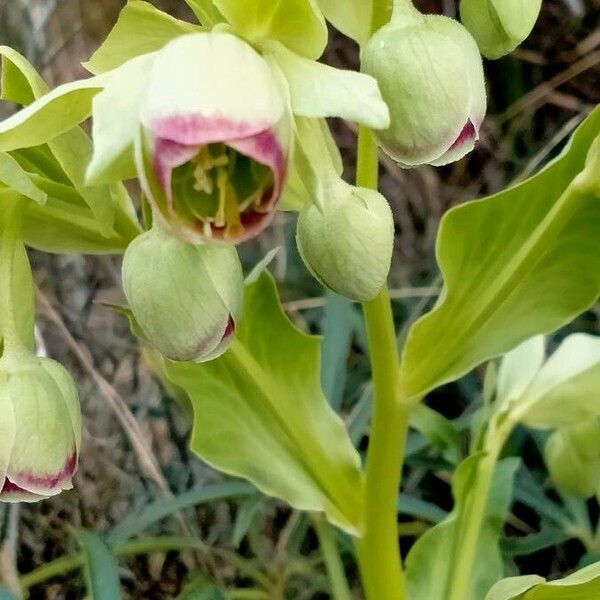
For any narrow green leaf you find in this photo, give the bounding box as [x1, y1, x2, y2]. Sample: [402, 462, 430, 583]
[232, 495, 264, 548]
[401, 107, 600, 400]
[84, 0, 197, 75]
[486, 561, 600, 599]
[166, 273, 365, 535]
[406, 457, 519, 600]
[174, 575, 224, 600]
[397, 494, 448, 523]
[0, 152, 47, 204]
[106, 481, 255, 545]
[183, 0, 226, 26]
[76, 530, 122, 600]
[502, 527, 571, 557]
[214, 0, 327, 59]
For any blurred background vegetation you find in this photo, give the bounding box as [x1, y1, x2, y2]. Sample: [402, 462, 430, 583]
[0, 0, 599, 598]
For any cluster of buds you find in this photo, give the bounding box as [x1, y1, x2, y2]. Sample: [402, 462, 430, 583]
[0, 0, 543, 503]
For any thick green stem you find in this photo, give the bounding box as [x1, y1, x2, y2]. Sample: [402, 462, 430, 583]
[312, 514, 352, 600]
[355, 126, 409, 600]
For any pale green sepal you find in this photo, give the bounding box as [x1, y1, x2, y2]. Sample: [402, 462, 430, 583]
[297, 178, 394, 302]
[460, 0, 542, 60]
[214, 0, 327, 60]
[0, 75, 103, 152]
[406, 456, 519, 600]
[184, 0, 226, 26]
[166, 272, 364, 535]
[245, 247, 280, 285]
[485, 561, 600, 599]
[84, 0, 197, 75]
[545, 420, 600, 498]
[270, 43, 389, 130]
[315, 0, 372, 45]
[399, 108, 600, 400]
[0, 152, 47, 204]
[86, 53, 156, 185]
[512, 334, 600, 429]
[496, 336, 545, 407]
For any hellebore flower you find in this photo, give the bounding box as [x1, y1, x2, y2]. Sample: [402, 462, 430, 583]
[362, 4, 486, 167]
[460, 0, 542, 59]
[122, 226, 244, 363]
[136, 32, 290, 245]
[296, 178, 395, 302]
[0, 357, 81, 502]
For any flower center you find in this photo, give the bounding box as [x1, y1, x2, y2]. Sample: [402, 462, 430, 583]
[171, 144, 274, 240]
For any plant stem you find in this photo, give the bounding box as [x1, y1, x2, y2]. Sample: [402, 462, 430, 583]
[355, 126, 409, 600]
[311, 514, 352, 600]
[445, 419, 511, 600]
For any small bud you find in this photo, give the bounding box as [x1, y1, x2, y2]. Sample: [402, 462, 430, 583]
[0, 357, 81, 502]
[460, 0, 542, 60]
[545, 421, 600, 498]
[296, 178, 394, 302]
[122, 227, 244, 362]
[362, 4, 486, 167]
[137, 32, 290, 245]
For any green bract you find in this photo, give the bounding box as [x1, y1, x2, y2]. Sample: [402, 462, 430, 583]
[460, 0, 542, 59]
[296, 178, 394, 302]
[122, 226, 243, 363]
[362, 4, 486, 167]
[545, 420, 600, 498]
[0, 356, 81, 502]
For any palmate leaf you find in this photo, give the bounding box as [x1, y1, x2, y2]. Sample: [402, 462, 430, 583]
[166, 272, 364, 535]
[486, 561, 600, 599]
[400, 107, 600, 400]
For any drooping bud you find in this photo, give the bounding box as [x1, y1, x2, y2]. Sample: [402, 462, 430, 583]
[136, 32, 291, 245]
[460, 0, 542, 60]
[362, 3, 486, 167]
[545, 420, 600, 498]
[122, 227, 244, 363]
[0, 357, 81, 502]
[296, 177, 394, 302]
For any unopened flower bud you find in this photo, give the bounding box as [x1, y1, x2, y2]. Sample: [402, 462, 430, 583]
[0, 357, 81, 502]
[460, 0, 542, 59]
[545, 421, 600, 498]
[137, 32, 290, 245]
[362, 4, 486, 167]
[122, 227, 244, 362]
[296, 178, 394, 302]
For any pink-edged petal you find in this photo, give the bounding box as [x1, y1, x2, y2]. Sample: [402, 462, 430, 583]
[430, 119, 479, 167]
[5, 451, 77, 498]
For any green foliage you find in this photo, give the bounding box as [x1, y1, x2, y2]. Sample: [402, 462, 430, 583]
[214, 0, 327, 59]
[84, 1, 198, 75]
[76, 530, 122, 600]
[166, 272, 364, 534]
[183, 0, 225, 26]
[406, 456, 519, 600]
[315, 0, 373, 44]
[486, 561, 600, 599]
[174, 575, 224, 600]
[400, 108, 600, 400]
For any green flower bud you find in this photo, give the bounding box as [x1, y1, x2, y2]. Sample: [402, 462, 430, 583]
[545, 420, 600, 498]
[362, 3, 486, 167]
[0, 356, 81, 502]
[460, 0, 542, 59]
[122, 227, 244, 363]
[296, 178, 394, 302]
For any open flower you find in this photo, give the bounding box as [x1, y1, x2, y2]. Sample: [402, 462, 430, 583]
[122, 226, 244, 363]
[0, 357, 81, 502]
[135, 32, 291, 245]
[362, 4, 486, 167]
